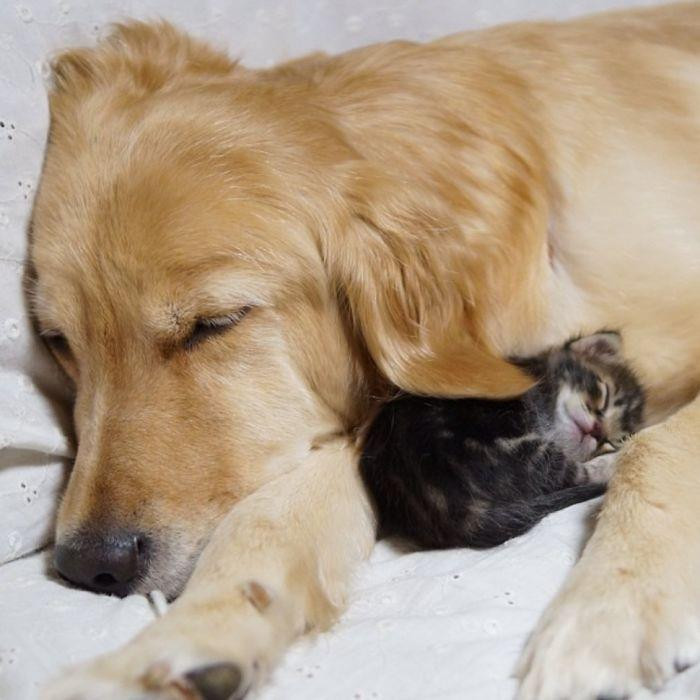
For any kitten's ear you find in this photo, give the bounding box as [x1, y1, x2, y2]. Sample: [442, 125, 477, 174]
[568, 331, 622, 361]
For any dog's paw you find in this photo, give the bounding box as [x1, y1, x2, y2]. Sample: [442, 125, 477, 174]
[39, 603, 267, 700]
[41, 579, 294, 700]
[516, 571, 700, 700]
[42, 649, 250, 700]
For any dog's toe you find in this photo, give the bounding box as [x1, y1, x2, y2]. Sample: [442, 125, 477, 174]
[185, 662, 245, 700]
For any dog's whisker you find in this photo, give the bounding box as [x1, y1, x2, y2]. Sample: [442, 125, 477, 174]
[148, 589, 169, 618]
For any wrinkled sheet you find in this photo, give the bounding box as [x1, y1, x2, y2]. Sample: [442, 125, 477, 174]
[2, 500, 698, 699]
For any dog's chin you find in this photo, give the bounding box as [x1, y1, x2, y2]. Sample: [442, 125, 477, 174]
[131, 566, 190, 602]
[133, 538, 208, 601]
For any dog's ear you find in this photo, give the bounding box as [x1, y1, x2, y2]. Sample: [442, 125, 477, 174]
[51, 20, 238, 97]
[325, 165, 535, 399]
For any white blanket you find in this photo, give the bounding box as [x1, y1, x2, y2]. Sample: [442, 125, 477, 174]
[2, 500, 698, 699]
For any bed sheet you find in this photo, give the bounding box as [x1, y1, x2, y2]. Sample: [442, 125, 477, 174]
[2, 499, 697, 700]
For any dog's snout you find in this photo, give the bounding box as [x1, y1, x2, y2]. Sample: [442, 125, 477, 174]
[54, 531, 148, 597]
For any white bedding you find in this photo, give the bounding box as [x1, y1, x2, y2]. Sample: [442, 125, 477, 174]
[2, 500, 698, 699]
[0, 500, 597, 698]
[0, 1, 689, 698]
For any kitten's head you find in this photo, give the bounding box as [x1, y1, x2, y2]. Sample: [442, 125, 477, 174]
[541, 331, 644, 461]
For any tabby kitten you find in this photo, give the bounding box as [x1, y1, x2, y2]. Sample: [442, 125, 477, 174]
[360, 331, 644, 549]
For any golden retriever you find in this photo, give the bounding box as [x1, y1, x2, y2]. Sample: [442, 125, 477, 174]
[32, 3, 700, 699]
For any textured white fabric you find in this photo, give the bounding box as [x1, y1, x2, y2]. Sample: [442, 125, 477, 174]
[0, 0, 684, 698]
[2, 502, 699, 699]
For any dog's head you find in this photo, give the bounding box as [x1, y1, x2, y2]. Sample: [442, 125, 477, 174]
[30, 22, 543, 598]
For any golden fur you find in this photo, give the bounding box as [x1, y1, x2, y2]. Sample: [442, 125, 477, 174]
[33, 4, 700, 699]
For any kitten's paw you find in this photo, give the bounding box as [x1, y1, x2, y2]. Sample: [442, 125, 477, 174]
[516, 570, 700, 700]
[580, 452, 617, 484]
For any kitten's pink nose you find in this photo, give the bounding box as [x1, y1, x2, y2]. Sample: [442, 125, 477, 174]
[568, 407, 603, 442]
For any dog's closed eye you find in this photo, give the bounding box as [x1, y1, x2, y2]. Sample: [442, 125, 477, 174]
[184, 306, 253, 350]
[40, 329, 78, 380]
[41, 329, 71, 356]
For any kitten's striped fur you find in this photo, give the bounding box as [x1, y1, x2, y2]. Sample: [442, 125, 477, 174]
[361, 332, 644, 549]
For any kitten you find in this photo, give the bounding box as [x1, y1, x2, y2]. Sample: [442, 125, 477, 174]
[360, 331, 645, 549]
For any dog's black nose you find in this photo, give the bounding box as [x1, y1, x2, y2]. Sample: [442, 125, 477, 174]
[54, 531, 147, 597]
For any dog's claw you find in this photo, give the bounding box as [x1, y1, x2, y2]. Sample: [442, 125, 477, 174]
[185, 663, 244, 700]
[674, 659, 691, 673]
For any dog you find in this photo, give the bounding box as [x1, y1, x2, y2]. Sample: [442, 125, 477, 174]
[31, 4, 700, 699]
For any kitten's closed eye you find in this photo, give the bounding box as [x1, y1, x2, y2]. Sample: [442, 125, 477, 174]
[586, 380, 609, 417]
[598, 381, 609, 413]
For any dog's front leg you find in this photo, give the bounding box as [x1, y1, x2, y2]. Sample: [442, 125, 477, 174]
[518, 396, 700, 700]
[43, 438, 375, 700]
